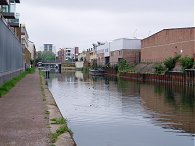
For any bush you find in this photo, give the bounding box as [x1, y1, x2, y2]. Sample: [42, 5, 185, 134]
[154, 63, 166, 75]
[118, 59, 133, 72]
[164, 54, 181, 71]
[179, 56, 194, 70]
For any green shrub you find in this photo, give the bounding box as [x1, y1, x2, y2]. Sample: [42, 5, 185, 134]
[179, 56, 194, 70]
[118, 59, 133, 72]
[154, 63, 166, 75]
[164, 54, 181, 71]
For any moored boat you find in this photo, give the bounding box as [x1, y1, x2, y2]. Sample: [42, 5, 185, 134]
[89, 68, 105, 76]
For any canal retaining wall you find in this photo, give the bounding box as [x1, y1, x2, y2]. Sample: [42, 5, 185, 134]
[105, 69, 195, 86]
[40, 72, 76, 146]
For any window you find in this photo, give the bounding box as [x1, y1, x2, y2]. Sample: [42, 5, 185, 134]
[111, 52, 114, 56]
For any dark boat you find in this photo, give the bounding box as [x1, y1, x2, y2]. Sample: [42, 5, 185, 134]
[89, 68, 105, 76]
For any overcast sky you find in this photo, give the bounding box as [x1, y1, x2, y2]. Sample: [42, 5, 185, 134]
[17, 0, 194, 52]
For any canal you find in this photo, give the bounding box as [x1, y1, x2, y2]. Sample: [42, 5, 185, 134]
[47, 71, 195, 146]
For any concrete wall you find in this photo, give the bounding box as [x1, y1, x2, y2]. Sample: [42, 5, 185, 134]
[141, 28, 195, 63]
[0, 69, 22, 86]
[110, 38, 141, 51]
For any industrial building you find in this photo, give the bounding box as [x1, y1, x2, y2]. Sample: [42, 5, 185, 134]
[141, 27, 195, 63]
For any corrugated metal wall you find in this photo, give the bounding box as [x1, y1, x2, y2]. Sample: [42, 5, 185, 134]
[0, 18, 23, 83]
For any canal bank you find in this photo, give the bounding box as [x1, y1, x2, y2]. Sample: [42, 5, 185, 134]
[105, 69, 195, 86]
[39, 71, 76, 146]
[0, 70, 76, 146]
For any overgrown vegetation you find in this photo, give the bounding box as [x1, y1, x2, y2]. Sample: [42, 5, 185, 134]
[154, 63, 166, 75]
[51, 118, 66, 124]
[163, 54, 181, 71]
[179, 56, 194, 70]
[0, 68, 35, 97]
[117, 59, 134, 72]
[49, 118, 72, 143]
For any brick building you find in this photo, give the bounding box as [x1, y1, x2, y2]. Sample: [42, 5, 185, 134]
[57, 47, 79, 62]
[110, 49, 140, 65]
[57, 48, 65, 62]
[141, 27, 195, 63]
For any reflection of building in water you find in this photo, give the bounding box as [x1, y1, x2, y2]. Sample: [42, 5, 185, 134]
[117, 79, 143, 114]
[57, 71, 76, 82]
[140, 83, 195, 134]
[75, 71, 84, 81]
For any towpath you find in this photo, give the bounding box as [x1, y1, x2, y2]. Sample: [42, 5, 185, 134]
[0, 72, 49, 146]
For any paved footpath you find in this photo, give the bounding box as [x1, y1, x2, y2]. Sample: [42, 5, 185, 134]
[0, 72, 49, 146]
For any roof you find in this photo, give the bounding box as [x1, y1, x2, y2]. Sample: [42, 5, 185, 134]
[142, 27, 195, 41]
[113, 38, 141, 41]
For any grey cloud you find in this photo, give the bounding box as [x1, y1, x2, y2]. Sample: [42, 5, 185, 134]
[23, 0, 193, 13]
[18, 0, 194, 50]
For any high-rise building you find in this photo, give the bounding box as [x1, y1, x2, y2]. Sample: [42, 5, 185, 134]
[43, 44, 55, 53]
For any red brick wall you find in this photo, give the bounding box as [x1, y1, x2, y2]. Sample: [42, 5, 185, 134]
[141, 28, 195, 63]
[58, 49, 65, 62]
[110, 49, 140, 65]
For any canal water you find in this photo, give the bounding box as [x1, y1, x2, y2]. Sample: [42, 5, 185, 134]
[47, 71, 195, 146]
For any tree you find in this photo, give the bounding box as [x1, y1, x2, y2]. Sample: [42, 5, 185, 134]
[41, 51, 56, 62]
[35, 51, 56, 63]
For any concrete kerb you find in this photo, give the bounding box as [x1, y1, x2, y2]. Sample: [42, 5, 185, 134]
[39, 73, 76, 146]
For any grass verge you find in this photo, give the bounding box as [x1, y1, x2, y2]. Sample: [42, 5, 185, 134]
[0, 68, 35, 97]
[51, 118, 66, 124]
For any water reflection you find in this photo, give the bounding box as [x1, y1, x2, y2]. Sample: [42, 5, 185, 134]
[48, 71, 195, 146]
[140, 83, 195, 135]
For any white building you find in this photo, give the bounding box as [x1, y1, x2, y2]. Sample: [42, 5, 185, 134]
[97, 38, 141, 65]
